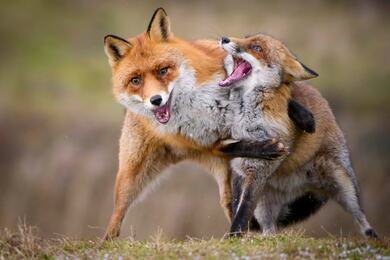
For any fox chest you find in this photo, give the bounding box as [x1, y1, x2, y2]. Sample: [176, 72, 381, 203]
[166, 86, 236, 147]
[230, 111, 283, 140]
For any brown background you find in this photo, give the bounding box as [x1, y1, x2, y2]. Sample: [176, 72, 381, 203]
[0, 0, 389, 240]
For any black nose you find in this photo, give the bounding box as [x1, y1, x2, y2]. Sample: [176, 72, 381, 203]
[150, 95, 163, 106]
[221, 37, 230, 44]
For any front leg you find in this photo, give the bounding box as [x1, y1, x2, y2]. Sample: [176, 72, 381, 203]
[196, 156, 233, 223]
[104, 144, 177, 239]
[213, 138, 286, 160]
[229, 168, 261, 236]
[288, 99, 316, 133]
[103, 121, 179, 239]
[229, 159, 277, 236]
[104, 165, 143, 240]
[232, 171, 262, 232]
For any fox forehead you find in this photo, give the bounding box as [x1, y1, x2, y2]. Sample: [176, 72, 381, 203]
[113, 34, 182, 75]
[230, 34, 291, 63]
[235, 33, 282, 47]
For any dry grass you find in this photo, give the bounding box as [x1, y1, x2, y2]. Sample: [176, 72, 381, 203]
[1, 224, 389, 259]
[0, 221, 44, 259]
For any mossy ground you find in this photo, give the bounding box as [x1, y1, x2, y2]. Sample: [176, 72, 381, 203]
[1, 224, 389, 259]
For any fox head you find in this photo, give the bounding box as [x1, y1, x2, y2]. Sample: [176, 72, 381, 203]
[219, 34, 318, 91]
[104, 8, 178, 124]
[104, 8, 224, 124]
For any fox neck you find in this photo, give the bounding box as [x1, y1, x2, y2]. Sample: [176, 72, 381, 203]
[173, 38, 226, 85]
[258, 83, 291, 120]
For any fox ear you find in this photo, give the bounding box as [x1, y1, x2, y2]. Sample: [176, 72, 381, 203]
[104, 35, 132, 67]
[284, 57, 319, 82]
[147, 8, 173, 42]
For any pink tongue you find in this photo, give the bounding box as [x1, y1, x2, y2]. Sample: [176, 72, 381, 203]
[154, 105, 170, 124]
[219, 62, 251, 87]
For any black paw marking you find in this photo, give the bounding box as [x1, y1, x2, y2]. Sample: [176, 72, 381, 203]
[365, 229, 379, 240]
[288, 99, 316, 133]
[220, 139, 287, 160]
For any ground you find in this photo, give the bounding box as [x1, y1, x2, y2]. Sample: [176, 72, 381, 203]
[1, 224, 389, 259]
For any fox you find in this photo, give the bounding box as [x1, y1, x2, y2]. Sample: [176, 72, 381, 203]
[102, 8, 317, 239]
[218, 34, 378, 239]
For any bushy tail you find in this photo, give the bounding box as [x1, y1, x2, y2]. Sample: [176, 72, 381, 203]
[232, 191, 328, 232]
[277, 192, 328, 227]
[232, 173, 327, 231]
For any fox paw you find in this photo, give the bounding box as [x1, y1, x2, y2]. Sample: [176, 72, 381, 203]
[226, 230, 244, 238]
[258, 138, 288, 160]
[219, 138, 287, 160]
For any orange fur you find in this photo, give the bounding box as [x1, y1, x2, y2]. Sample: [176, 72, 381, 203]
[103, 9, 235, 239]
[102, 10, 322, 240]
[224, 35, 377, 238]
[108, 33, 226, 105]
[226, 35, 327, 177]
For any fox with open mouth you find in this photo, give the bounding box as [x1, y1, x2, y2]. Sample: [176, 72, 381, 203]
[102, 8, 321, 240]
[219, 34, 378, 239]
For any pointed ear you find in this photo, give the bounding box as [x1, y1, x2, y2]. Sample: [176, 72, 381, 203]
[104, 35, 132, 67]
[284, 57, 319, 82]
[147, 8, 173, 42]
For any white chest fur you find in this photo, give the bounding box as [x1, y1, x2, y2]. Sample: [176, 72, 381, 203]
[154, 64, 238, 147]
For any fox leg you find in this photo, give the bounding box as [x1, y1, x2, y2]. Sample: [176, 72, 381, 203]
[231, 172, 242, 218]
[323, 159, 378, 239]
[232, 172, 262, 231]
[103, 166, 142, 240]
[229, 173, 260, 236]
[229, 162, 272, 236]
[197, 156, 233, 223]
[213, 138, 286, 160]
[288, 99, 316, 133]
[103, 137, 178, 240]
[212, 136, 287, 221]
[215, 165, 233, 223]
[213, 136, 287, 217]
[229, 157, 281, 236]
[254, 195, 282, 235]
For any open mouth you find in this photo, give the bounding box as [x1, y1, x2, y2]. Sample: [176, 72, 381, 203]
[219, 57, 252, 87]
[153, 93, 173, 124]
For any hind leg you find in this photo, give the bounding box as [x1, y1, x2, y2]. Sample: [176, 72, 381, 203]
[254, 194, 282, 235]
[323, 160, 378, 239]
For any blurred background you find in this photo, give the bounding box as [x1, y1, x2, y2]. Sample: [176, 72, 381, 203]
[0, 0, 389, 240]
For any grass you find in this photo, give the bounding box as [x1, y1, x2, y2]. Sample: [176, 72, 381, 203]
[1, 223, 389, 259]
[0, 0, 389, 243]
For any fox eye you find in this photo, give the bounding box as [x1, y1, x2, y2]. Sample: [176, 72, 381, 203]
[158, 67, 169, 77]
[251, 45, 262, 52]
[130, 76, 141, 86]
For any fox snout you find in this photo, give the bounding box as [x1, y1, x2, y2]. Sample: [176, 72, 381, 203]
[150, 95, 163, 106]
[149, 91, 173, 124]
[146, 91, 171, 109]
[220, 37, 240, 55]
[221, 37, 230, 44]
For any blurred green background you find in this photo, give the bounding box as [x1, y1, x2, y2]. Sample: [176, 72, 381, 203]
[0, 0, 389, 240]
